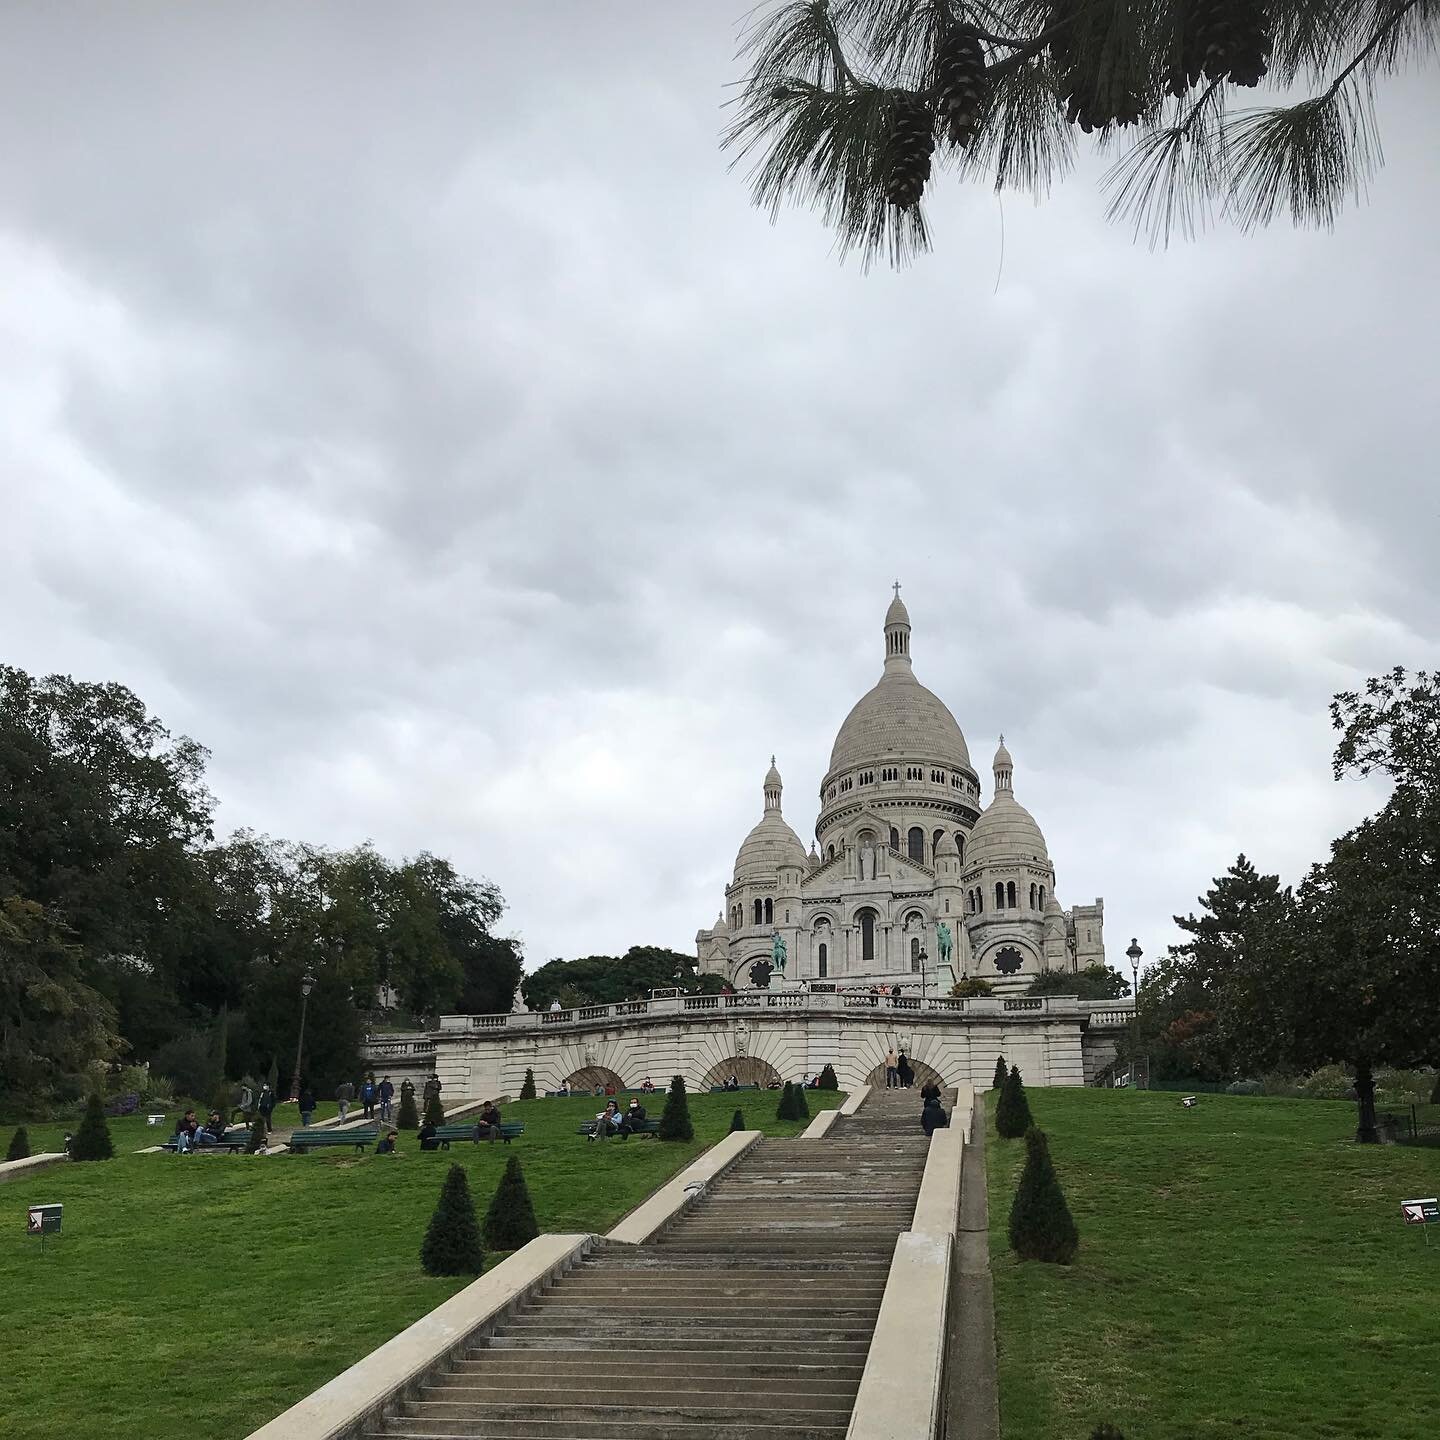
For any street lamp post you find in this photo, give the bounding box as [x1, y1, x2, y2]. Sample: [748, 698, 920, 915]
[1125, 938, 1143, 1090]
[288, 972, 316, 1104]
[918, 947, 928, 1002]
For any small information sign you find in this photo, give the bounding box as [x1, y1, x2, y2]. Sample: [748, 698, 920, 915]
[1401, 1197, 1439, 1226]
[26, 1203, 62, 1237]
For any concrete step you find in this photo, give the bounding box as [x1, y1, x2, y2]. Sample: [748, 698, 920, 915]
[416, 1385, 857, 1414]
[531, 1298, 881, 1315]
[389, 1402, 848, 1427]
[485, 1337, 873, 1357]
[447, 1361, 864, 1384]
[369, 1423, 846, 1440]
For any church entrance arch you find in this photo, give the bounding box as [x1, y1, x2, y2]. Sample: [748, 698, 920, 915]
[564, 1065, 626, 1093]
[865, 1055, 948, 1090]
[702, 1057, 782, 1090]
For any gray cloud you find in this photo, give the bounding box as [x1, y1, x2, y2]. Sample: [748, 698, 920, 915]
[1, 2, 1434, 973]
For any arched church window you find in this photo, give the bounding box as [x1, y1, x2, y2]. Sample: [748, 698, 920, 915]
[1029, 883, 1037, 909]
[977, 889, 984, 913]
[764, 898, 774, 925]
[818, 943, 828, 979]
[1007, 881, 1017, 909]
[907, 827, 924, 863]
[1039, 886, 1046, 908]
[753, 899, 763, 925]
[859, 909, 876, 963]
[995, 882, 1005, 909]
[910, 937, 921, 972]
[955, 833, 965, 864]
[827, 844, 836, 861]
[932, 828, 944, 857]
[890, 827, 900, 851]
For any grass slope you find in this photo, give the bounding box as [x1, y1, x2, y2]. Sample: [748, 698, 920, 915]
[986, 1088, 1440, 1440]
[4, 1089, 840, 1440]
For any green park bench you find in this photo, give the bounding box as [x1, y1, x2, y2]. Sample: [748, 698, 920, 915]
[708, 1084, 761, 1093]
[433, 1122, 525, 1148]
[160, 1127, 250, 1153]
[288, 1128, 378, 1154]
[576, 1118, 661, 1140]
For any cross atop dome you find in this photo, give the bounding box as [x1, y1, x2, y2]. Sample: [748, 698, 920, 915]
[892, 579, 901, 599]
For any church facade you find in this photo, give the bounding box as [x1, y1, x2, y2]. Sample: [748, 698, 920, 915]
[696, 591, 1105, 994]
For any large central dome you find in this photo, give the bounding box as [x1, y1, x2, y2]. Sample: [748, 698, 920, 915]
[825, 592, 971, 778]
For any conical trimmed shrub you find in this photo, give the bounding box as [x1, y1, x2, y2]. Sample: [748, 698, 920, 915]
[1008, 1127, 1079, 1264]
[776, 1082, 799, 1122]
[658, 1075, 693, 1141]
[794, 1082, 810, 1119]
[1090, 1425, 1125, 1440]
[397, 1082, 419, 1130]
[421, 1164, 485, 1276]
[730, 1109, 746, 1133]
[245, 1114, 268, 1154]
[483, 1155, 539, 1251]
[7, 1126, 30, 1162]
[70, 1094, 114, 1162]
[816, 1064, 838, 1091]
[422, 1091, 446, 1128]
[995, 1065, 1033, 1139]
[519, 1067, 537, 1100]
[992, 1054, 1008, 1090]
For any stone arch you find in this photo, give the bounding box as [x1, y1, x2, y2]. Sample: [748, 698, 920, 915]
[701, 1056, 782, 1089]
[564, 1064, 625, 1093]
[865, 1055, 949, 1090]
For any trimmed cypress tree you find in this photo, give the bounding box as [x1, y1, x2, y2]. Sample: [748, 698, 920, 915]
[794, 1082, 810, 1119]
[421, 1164, 485, 1276]
[70, 1093, 114, 1162]
[245, 1114, 268, 1154]
[777, 1082, 803, 1121]
[7, 1126, 30, 1162]
[483, 1155, 540, 1251]
[1090, 1425, 1125, 1440]
[729, 1109, 746, 1132]
[658, 1075, 693, 1141]
[398, 1080, 419, 1130]
[816, 1064, 838, 1090]
[519, 1067, 537, 1100]
[422, 1090, 446, 1128]
[992, 1054, 1008, 1090]
[995, 1065, 1034, 1139]
[1008, 1127, 1079, 1265]
[212, 1084, 236, 1124]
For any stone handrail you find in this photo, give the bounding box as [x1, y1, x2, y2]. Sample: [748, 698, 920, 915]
[360, 1037, 437, 1059]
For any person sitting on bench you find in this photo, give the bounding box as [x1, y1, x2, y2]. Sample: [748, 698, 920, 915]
[174, 1109, 201, 1153]
[474, 1102, 503, 1141]
[723, 1074, 739, 1092]
[619, 1098, 647, 1136]
[588, 1100, 622, 1141]
[417, 1121, 441, 1151]
[190, 1110, 228, 1149]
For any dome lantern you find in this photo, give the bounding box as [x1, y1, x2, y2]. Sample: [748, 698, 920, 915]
[884, 580, 912, 671]
[994, 735, 1014, 794]
[763, 756, 783, 812]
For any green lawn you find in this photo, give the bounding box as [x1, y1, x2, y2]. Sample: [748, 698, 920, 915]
[14, 1100, 347, 1157]
[986, 1087, 1440, 1440]
[4, 1089, 839, 1440]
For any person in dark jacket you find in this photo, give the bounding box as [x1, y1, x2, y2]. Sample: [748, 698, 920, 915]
[897, 1053, 914, 1089]
[191, 1111, 227, 1149]
[921, 1097, 949, 1137]
[335, 1079, 356, 1124]
[360, 1076, 377, 1119]
[376, 1130, 399, 1155]
[920, 1080, 942, 1106]
[619, 1099, 647, 1137]
[298, 1085, 316, 1128]
[257, 1084, 277, 1134]
[377, 1076, 396, 1124]
[417, 1121, 440, 1151]
[475, 1102, 502, 1142]
[174, 1109, 201, 1153]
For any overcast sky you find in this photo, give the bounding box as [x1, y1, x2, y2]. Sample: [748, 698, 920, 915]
[3, 3, 1435, 979]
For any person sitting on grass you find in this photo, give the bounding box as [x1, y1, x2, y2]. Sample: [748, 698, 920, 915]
[475, 1102, 502, 1142]
[376, 1130, 399, 1155]
[417, 1120, 440, 1151]
[920, 1095, 949, 1137]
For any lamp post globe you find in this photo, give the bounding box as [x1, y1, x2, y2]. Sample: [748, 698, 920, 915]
[288, 971, 317, 1104]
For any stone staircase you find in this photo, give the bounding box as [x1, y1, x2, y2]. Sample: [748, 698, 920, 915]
[362, 1089, 930, 1439]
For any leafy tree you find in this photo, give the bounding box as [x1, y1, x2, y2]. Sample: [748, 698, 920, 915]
[1027, 964, 1132, 1000]
[7, 1126, 30, 1161]
[995, 1064, 1033, 1138]
[420, 1164, 485, 1276]
[482, 1155, 540, 1251]
[992, 1054, 1008, 1089]
[658, 1075, 694, 1141]
[519, 1067, 537, 1100]
[730, 1108, 746, 1132]
[423, 1090, 447, 1127]
[816, 1063, 838, 1090]
[70, 1093, 114, 1162]
[246, 962, 362, 1098]
[951, 977, 993, 997]
[723, 0, 1438, 266]
[245, 1114, 268, 1154]
[1331, 667, 1440, 801]
[397, 1080, 419, 1130]
[0, 897, 121, 1107]
[1008, 1127, 1079, 1264]
[521, 947, 725, 1010]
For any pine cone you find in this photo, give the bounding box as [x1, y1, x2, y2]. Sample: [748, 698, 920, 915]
[935, 24, 989, 150]
[1049, 0, 1145, 131]
[883, 93, 936, 208]
[1183, 0, 1271, 90]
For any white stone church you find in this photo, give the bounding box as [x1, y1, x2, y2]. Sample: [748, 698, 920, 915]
[696, 590, 1105, 994]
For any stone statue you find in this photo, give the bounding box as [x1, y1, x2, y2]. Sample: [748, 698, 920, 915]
[936, 921, 953, 966]
[771, 930, 787, 969]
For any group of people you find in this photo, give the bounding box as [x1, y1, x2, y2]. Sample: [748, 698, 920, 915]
[172, 1108, 231, 1152]
[883, 1048, 916, 1089]
[919, 1078, 950, 1136]
[587, 1096, 647, 1139]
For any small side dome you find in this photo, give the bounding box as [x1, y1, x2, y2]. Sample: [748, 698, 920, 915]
[934, 830, 959, 859]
